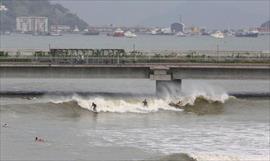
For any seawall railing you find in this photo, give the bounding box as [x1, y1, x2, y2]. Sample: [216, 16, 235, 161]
[1, 48, 269, 64]
[1, 56, 270, 65]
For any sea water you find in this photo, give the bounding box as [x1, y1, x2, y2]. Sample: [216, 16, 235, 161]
[0, 34, 269, 160]
[0, 79, 269, 161]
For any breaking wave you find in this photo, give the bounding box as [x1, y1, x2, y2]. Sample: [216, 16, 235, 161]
[153, 153, 197, 161]
[191, 153, 269, 161]
[154, 153, 269, 161]
[49, 91, 231, 114]
[51, 95, 182, 113]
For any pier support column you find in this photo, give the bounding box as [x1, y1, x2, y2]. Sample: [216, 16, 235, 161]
[156, 79, 182, 98]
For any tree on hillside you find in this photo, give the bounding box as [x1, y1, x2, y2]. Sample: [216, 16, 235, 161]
[0, 0, 88, 31]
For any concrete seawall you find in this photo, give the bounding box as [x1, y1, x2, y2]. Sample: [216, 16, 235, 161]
[2, 63, 269, 96]
[1, 63, 269, 80]
[1, 48, 269, 95]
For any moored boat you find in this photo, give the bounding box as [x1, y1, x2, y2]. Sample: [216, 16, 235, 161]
[83, 29, 100, 35]
[176, 31, 186, 37]
[124, 31, 137, 38]
[211, 31, 224, 39]
[235, 30, 259, 37]
[49, 31, 62, 36]
[113, 28, 125, 37]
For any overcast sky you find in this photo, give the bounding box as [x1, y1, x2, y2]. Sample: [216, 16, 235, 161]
[55, 0, 270, 29]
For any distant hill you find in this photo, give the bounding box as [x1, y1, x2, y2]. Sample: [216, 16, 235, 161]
[0, 0, 89, 32]
[261, 20, 270, 28]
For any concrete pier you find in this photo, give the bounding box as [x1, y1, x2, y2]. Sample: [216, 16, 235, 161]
[1, 48, 269, 95]
[1, 63, 269, 96]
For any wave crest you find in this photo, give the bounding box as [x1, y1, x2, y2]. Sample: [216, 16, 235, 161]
[51, 95, 182, 113]
[50, 91, 231, 114]
[169, 92, 231, 115]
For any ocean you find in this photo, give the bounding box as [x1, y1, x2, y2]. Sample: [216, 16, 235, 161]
[0, 34, 270, 161]
[1, 33, 269, 51]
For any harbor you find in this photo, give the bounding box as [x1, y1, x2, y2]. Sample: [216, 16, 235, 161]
[1, 33, 269, 51]
[1, 1, 270, 161]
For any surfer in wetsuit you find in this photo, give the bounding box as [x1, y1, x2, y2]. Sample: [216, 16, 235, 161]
[35, 137, 45, 142]
[2, 123, 8, 128]
[142, 99, 148, 107]
[91, 102, 97, 112]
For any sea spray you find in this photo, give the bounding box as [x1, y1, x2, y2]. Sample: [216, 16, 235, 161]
[154, 79, 230, 102]
[49, 93, 230, 114]
[180, 80, 230, 104]
[55, 95, 182, 113]
[46, 81, 232, 113]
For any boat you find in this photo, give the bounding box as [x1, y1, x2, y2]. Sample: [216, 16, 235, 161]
[49, 31, 62, 36]
[0, 5, 8, 11]
[73, 26, 80, 33]
[113, 28, 125, 37]
[235, 30, 258, 37]
[176, 31, 186, 37]
[4, 31, 11, 35]
[150, 28, 173, 35]
[106, 32, 113, 36]
[211, 31, 224, 39]
[160, 28, 173, 35]
[83, 29, 100, 35]
[201, 31, 211, 36]
[150, 29, 159, 35]
[124, 31, 137, 38]
[225, 31, 234, 37]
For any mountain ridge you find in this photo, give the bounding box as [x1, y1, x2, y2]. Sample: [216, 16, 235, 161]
[0, 0, 89, 32]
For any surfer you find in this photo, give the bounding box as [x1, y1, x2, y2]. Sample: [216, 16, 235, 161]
[2, 123, 8, 128]
[35, 137, 45, 142]
[142, 99, 148, 107]
[91, 102, 97, 112]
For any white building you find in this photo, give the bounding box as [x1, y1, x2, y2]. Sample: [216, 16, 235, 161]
[0, 5, 8, 11]
[50, 25, 71, 32]
[16, 17, 48, 33]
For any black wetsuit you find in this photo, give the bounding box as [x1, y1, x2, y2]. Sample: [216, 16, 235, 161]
[92, 103, 97, 112]
[143, 100, 148, 107]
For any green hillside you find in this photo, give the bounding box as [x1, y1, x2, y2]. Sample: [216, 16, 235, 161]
[0, 0, 89, 31]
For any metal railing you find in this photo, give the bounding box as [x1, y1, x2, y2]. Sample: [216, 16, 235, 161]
[1, 56, 270, 65]
[1, 49, 269, 57]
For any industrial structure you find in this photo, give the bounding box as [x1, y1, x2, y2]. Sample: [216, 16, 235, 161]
[170, 23, 185, 33]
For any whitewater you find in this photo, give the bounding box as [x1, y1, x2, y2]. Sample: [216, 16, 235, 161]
[1, 79, 269, 161]
[50, 94, 228, 114]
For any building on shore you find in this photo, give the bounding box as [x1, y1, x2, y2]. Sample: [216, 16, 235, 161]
[0, 5, 8, 11]
[258, 20, 270, 34]
[185, 26, 201, 35]
[170, 23, 185, 33]
[50, 25, 71, 33]
[16, 17, 48, 33]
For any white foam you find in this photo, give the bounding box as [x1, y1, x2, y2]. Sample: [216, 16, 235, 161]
[49, 90, 231, 113]
[70, 95, 183, 113]
[191, 153, 269, 161]
[180, 92, 230, 106]
[181, 81, 231, 104]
